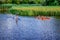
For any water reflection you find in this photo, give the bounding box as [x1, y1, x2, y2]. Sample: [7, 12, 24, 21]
[0, 14, 60, 40]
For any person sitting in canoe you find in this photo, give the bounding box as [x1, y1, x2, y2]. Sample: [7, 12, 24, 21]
[35, 16, 50, 20]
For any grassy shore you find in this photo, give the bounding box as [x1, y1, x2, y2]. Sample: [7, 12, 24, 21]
[9, 5, 60, 16]
[0, 4, 60, 16]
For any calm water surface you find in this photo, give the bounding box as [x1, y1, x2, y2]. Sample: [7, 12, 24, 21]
[0, 14, 60, 40]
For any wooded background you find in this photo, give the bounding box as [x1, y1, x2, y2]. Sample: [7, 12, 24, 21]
[0, 0, 60, 6]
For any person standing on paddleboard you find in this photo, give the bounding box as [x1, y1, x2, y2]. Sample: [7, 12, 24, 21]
[15, 13, 19, 24]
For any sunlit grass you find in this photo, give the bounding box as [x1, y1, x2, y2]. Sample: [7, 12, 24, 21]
[11, 6, 60, 12]
[7, 5, 60, 16]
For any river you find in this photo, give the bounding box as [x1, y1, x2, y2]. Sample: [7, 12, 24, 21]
[0, 14, 60, 40]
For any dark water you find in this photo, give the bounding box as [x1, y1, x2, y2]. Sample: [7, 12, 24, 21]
[0, 14, 60, 40]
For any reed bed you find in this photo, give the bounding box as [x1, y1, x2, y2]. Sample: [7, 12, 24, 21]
[3, 5, 60, 16]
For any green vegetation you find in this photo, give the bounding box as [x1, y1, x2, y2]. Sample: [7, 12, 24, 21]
[0, 0, 60, 6]
[0, 0, 60, 16]
[0, 4, 13, 13]
[9, 5, 60, 16]
[0, 4, 60, 16]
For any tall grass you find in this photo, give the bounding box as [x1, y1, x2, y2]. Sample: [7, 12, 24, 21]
[0, 4, 59, 16]
[9, 6, 60, 16]
[0, 4, 12, 13]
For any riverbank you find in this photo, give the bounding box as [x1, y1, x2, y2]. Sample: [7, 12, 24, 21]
[10, 5, 60, 16]
[0, 4, 60, 16]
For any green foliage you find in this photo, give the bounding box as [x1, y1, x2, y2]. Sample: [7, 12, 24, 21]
[1, 4, 60, 16]
[44, 0, 60, 6]
[0, 4, 13, 13]
[0, 0, 60, 6]
[9, 6, 60, 16]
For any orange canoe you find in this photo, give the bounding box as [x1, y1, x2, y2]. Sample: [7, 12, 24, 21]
[36, 16, 50, 20]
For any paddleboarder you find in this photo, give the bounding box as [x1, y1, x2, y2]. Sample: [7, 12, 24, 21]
[15, 13, 19, 24]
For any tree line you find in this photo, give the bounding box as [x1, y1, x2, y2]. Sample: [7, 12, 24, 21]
[0, 0, 60, 6]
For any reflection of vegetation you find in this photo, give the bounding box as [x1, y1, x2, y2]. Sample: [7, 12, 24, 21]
[9, 5, 60, 16]
[54, 16, 60, 19]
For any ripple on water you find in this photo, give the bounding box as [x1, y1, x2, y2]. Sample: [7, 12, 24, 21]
[0, 14, 60, 40]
